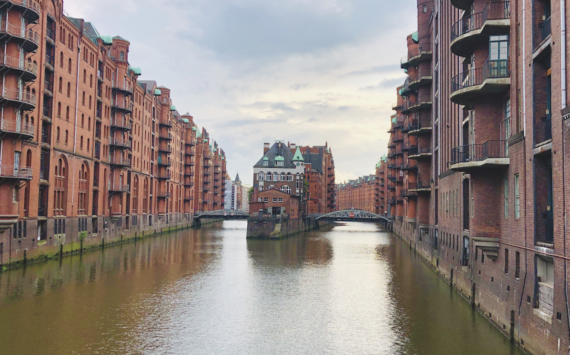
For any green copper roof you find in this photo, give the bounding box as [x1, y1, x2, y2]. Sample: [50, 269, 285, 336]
[170, 105, 176, 111]
[398, 88, 404, 96]
[263, 157, 269, 161]
[204, 139, 208, 143]
[192, 126, 196, 131]
[222, 157, 224, 160]
[292, 147, 304, 162]
[214, 148, 217, 152]
[404, 69, 408, 74]
[275, 156, 284, 161]
[392, 117, 397, 124]
[100, 36, 113, 45]
[154, 89, 161, 96]
[131, 67, 141, 75]
[182, 118, 189, 123]
[412, 31, 418, 43]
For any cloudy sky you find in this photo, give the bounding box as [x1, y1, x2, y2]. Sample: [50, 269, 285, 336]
[66, 0, 417, 185]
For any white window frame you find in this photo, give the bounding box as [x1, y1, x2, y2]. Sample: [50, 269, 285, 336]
[514, 174, 520, 219]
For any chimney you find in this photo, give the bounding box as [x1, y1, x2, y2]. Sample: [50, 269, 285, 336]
[264, 143, 270, 154]
[290, 143, 297, 150]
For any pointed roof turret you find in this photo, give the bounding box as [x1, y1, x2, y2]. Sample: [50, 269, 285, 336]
[235, 173, 240, 182]
[292, 147, 304, 162]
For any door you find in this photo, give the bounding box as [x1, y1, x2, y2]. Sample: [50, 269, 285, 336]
[16, 109, 21, 132]
[546, 158, 553, 243]
[19, 48, 24, 69]
[545, 74, 552, 141]
[20, 15, 25, 37]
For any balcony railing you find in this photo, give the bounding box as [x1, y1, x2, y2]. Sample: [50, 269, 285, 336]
[110, 156, 131, 167]
[109, 138, 131, 148]
[156, 191, 170, 198]
[0, 54, 38, 76]
[111, 101, 133, 112]
[537, 16, 551, 48]
[0, 23, 40, 48]
[450, 140, 507, 165]
[451, 2, 511, 41]
[0, 87, 37, 107]
[109, 183, 129, 192]
[159, 132, 172, 140]
[0, 119, 35, 137]
[158, 146, 172, 153]
[46, 27, 55, 41]
[44, 79, 53, 93]
[110, 118, 132, 130]
[537, 213, 554, 244]
[409, 146, 432, 157]
[0, 165, 32, 179]
[158, 171, 171, 179]
[112, 80, 134, 94]
[41, 127, 49, 144]
[452, 59, 510, 93]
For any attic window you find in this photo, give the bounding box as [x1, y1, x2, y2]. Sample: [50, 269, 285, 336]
[263, 161, 268, 166]
[276, 161, 284, 167]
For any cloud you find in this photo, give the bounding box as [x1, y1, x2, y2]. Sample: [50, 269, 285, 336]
[359, 77, 406, 91]
[290, 83, 309, 90]
[344, 64, 401, 76]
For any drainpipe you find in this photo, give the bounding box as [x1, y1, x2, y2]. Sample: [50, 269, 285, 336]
[522, 0, 527, 136]
[71, 20, 84, 210]
[561, 0, 567, 110]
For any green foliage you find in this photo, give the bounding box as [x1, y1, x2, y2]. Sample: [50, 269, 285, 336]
[78, 231, 88, 241]
[247, 186, 254, 203]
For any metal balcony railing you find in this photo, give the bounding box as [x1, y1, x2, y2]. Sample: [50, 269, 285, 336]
[0, 23, 40, 46]
[46, 27, 55, 41]
[0, 87, 37, 106]
[110, 138, 131, 148]
[158, 171, 171, 179]
[6, 0, 41, 14]
[1, 119, 35, 136]
[109, 183, 129, 192]
[156, 191, 170, 198]
[112, 80, 133, 94]
[537, 16, 551, 48]
[158, 146, 172, 153]
[110, 118, 132, 130]
[537, 213, 554, 244]
[534, 116, 552, 145]
[0, 54, 38, 76]
[0, 165, 32, 179]
[451, 59, 510, 93]
[111, 100, 133, 112]
[450, 140, 508, 165]
[451, 2, 510, 41]
[44, 79, 53, 93]
[409, 146, 432, 156]
[110, 156, 131, 166]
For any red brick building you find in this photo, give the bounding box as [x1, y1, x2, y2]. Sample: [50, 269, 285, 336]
[379, 0, 570, 353]
[0, 1, 227, 267]
[299, 144, 336, 214]
[337, 175, 377, 213]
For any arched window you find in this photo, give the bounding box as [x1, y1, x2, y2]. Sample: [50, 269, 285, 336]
[58, 77, 62, 92]
[78, 163, 88, 215]
[82, 92, 85, 105]
[258, 172, 264, 181]
[89, 96, 92, 109]
[281, 172, 286, 181]
[68, 58, 72, 73]
[59, 52, 63, 67]
[57, 102, 61, 117]
[54, 157, 68, 216]
[83, 69, 86, 83]
[281, 186, 291, 194]
[88, 117, 91, 131]
[80, 136, 83, 149]
[67, 82, 70, 97]
[273, 172, 278, 181]
[81, 114, 84, 127]
[65, 130, 68, 144]
[287, 173, 292, 182]
[266, 172, 272, 182]
[56, 127, 60, 141]
[87, 139, 90, 152]
[90, 74, 93, 88]
[66, 106, 69, 121]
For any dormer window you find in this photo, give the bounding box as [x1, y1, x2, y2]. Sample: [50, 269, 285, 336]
[263, 161, 268, 166]
[276, 161, 284, 167]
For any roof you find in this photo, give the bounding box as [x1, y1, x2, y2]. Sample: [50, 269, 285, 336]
[292, 147, 304, 162]
[113, 35, 130, 43]
[254, 142, 296, 169]
[411, 32, 419, 43]
[235, 173, 240, 182]
[301, 147, 324, 173]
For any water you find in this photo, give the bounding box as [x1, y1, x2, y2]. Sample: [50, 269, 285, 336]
[0, 221, 521, 355]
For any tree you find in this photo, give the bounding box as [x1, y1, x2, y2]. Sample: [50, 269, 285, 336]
[247, 186, 254, 203]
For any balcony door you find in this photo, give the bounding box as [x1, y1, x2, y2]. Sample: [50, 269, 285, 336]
[489, 35, 509, 77]
[14, 151, 20, 176]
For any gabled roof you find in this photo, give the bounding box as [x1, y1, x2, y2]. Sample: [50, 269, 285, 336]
[254, 142, 296, 169]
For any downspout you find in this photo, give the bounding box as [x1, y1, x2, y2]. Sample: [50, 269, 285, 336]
[561, 0, 567, 110]
[71, 21, 84, 209]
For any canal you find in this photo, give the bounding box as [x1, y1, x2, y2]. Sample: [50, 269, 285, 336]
[0, 221, 521, 355]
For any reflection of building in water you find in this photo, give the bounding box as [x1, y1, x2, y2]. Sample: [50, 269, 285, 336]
[246, 235, 333, 267]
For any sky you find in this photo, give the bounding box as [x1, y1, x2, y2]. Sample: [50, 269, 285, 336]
[66, 0, 417, 185]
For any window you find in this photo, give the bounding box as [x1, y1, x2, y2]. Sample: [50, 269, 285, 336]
[280, 185, 291, 194]
[258, 198, 262, 202]
[470, 180, 474, 218]
[67, 82, 71, 97]
[278, 198, 283, 202]
[58, 77, 62, 92]
[504, 178, 509, 218]
[287, 174, 292, 181]
[276, 161, 284, 166]
[462, 236, 469, 266]
[273, 172, 278, 181]
[258, 172, 264, 181]
[68, 58, 72, 73]
[264, 198, 268, 202]
[504, 249, 509, 273]
[514, 174, 520, 219]
[515, 252, 520, 279]
[273, 198, 278, 202]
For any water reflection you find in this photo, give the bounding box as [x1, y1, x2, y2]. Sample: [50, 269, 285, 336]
[0, 221, 522, 355]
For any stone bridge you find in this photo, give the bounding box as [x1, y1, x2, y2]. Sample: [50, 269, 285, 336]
[193, 209, 249, 227]
[315, 209, 391, 225]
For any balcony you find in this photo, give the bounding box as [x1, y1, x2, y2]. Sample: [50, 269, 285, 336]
[109, 138, 131, 149]
[451, 59, 510, 105]
[111, 100, 133, 113]
[450, 140, 509, 172]
[110, 118, 132, 131]
[159, 132, 172, 141]
[156, 191, 170, 199]
[111, 80, 133, 96]
[450, 0, 473, 10]
[184, 182, 194, 187]
[185, 149, 195, 157]
[159, 120, 173, 128]
[408, 119, 433, 136]
[535, 16, 551, 50]
[108, 183, 130, 193]
[184, 195, 193, 201]
[184, 172, 195, 177]
[157, 171, 171, 180]
[402, 97, 432, 114]
[0, 88, 37, 110]
[451, 2, 511, 57]
[401, 43, 432, 69]
[409, 180, 431, 193]
[0, 54, 38, 81]
[157, 158, 171, 166]
[408, 66, 433, 91]
[110, 156, 131, 167]
[0, 119, 35, 139]
[185, 140, 196, 147]
[44, 79, 53, 97]
[0, 165, 32, 180]
[158, 146, 172, 154]
[0, 23, 40, 52]
[400, 189, 417, 199]
[45, 53, 55, 71]
[534, 116, 552, 147]
[409, 146, 433, 160]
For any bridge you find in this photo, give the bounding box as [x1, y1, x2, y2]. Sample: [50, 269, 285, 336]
[193, 209, 249, 227]
[316, 209, 391, 226]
